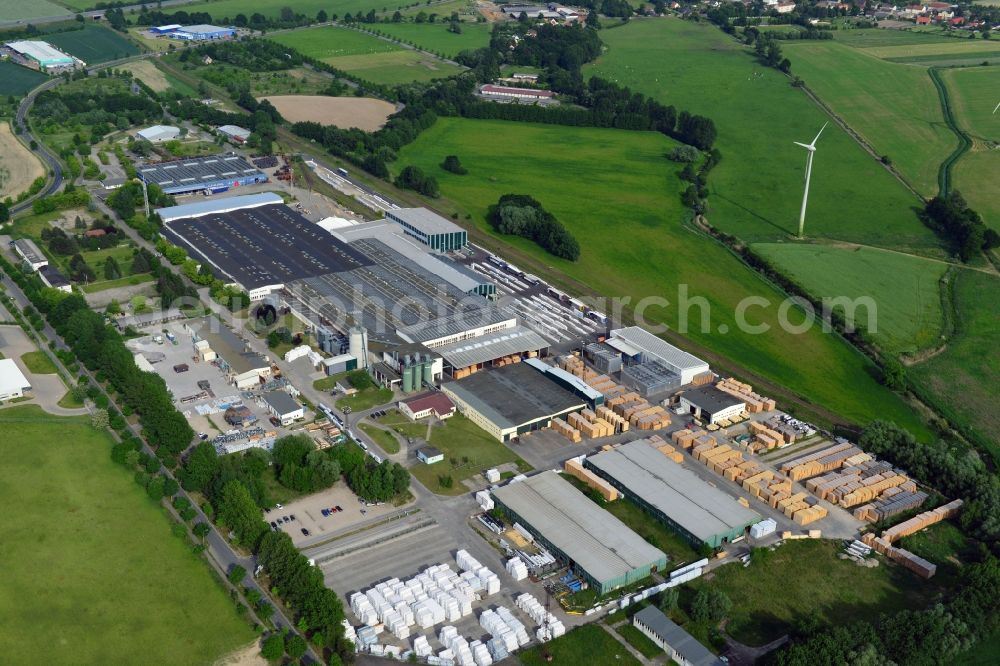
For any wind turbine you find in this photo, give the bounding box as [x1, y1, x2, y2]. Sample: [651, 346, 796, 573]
[794, 122, 828, 239]
[992, 100, 1000, 115]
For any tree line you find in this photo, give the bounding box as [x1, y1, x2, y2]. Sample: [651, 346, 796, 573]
[487, 194, 581, 261]
[922, 190, 999, 262]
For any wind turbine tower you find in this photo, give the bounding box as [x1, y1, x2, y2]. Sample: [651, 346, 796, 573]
[794, 122, 828, 238]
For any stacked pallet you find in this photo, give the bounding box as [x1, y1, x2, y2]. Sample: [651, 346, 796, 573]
[596, 405, 629, 433]
[550, 417, 581, 443]
[862, 533, 937, 579]
[852, 489, 929, 522]
[690, 371, 714, 386]
[586, 374, 617, 393]
[779, 442, 863, 481]
[567, 412, 612, 439]
[672, 428, 708, 450]
[881, 499, 963, 544]
[492, 354, 523, 368]
[564, 458, 619, 501]
[716, 377, 776, 413]
[557, 355, 584, 374]
[633, 407, 670, 430]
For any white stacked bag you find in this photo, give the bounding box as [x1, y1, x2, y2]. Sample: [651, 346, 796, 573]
[505, 557, 529, 581]
[517, 593, 565, 642]
[412, 635, 433, 658]
[455, 550, 501, 597]
[469, 639, 494, 666]
[480, 606, 530, 654]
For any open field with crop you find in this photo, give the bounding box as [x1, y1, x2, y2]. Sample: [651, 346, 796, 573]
[271, 26, 463, 84]
[0, 406, 254, 664]
[585, 19, 940, 253]
[0, 0, 67, 20]
[372, 22, 492, 57]
[908, 270, 1000, 456]
[0, 60, 49, 96]
[397, 116, 929, 435]
[785, 41, 953, 195]
[45, 24, 139, 64]
[180, 0, 410, 21]
[689, 539, 943, 646]
[0, 121, 45, 201]
[832, 28, 961, 48]
[862, 39, 1000, 62]
[260, 95, 396, 130]
[940, 65, 1000, 231]
[752, 243, 948, 354]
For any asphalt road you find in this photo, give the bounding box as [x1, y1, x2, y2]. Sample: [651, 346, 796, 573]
[11, 79, 63, 216]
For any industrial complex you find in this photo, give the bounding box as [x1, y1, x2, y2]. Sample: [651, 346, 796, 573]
[2, 40, 82, 72]
[138, 154, 267, 195]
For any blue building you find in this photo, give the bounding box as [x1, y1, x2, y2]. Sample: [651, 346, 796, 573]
[171, 24, 236, 41]
[150, 24, 182, 35]
[138, 155, 267, 196]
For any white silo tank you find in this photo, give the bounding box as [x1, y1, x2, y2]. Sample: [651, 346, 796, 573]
[349, 326, 369, 369]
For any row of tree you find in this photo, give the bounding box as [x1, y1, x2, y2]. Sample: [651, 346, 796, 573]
[329, 442, 410, 502]
[922, 190, 1000, 262]
[487, 194, 581, 261]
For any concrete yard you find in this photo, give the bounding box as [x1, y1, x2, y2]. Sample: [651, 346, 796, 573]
[268, 481, 404, 548]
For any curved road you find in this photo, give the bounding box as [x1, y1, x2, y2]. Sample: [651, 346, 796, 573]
[11, 79, 64, 215]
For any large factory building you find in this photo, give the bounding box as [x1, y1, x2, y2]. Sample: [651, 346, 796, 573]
[491, 471, 668, 595]
[138, 154, 267, 195]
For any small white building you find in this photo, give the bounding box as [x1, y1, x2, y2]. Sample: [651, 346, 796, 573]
[263, 390, 304, 426]
[13, 238, 48, 271]
[416, 446, 444, 465]
[39, 265, 71, 293]
[217, 124, 251, 144]
[136, 125, 181, 143]
[775, 1, 797, 12]
[678, 386, 745, 425]
[398, 392, 456, 421]
[0, 359, 31, 401]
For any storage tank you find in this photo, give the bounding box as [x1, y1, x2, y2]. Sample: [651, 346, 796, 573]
[402, 363, 415, 393]
[348, 326, 368, 369]
[422, 354, 434, 387]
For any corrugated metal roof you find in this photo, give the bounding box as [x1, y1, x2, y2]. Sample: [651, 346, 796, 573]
[524, 358, 603, 402]
[633, 607, 724, 666]
[436, 327, 548, 369]
[387, 208, 464, 236]
[157, 192, 282, 222]
[491, 471, 667, 586]
[6, 40, 75, 64]
[609, 327, 709, 373]
[263, 390, 300, 416]
[587, 440, 760, 543]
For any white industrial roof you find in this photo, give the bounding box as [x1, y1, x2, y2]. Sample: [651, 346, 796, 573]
[181, 24, 232, 33]
[436, 326, 549, 369]
[491, 471, 666, 585]
[137, 125, 180, 141]
[217, 124, 251, 138]
[13, 238, 46, 265]
[587, 439, 760, 543]
[0, 359, 31, 395]
[5, 40, 75, 64]
[157, 192, 283, 222]
[388, 208, 465, 236]
[609, 327, 709, 373]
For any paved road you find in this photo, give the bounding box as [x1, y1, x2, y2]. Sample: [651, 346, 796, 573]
[11, 79, 63, 215]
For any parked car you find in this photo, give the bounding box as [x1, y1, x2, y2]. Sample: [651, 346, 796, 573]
[335, 505, 342, 512]
[289, 514, 296, 521]
[321, 509, 330, 517]
[301, 528, 310, 536]
[270, 521, 277, 529]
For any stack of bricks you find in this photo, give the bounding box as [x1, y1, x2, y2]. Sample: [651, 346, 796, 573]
[550, 417, 581, 443]
[853, 488, 929, 522]
[671, 428, 702, 450]
[779, 442, 866, 481]
[862, 533, 938, 579]
[596, 406, 629, 434]
[747, 421, 786, 452]
[492, 354, 523, 367]
[613, 396, 670, 431]
[587, 375, 617, 395]
[716, 377, 776, 413]
[645, 435, 684, 463]
[558, 355, 599, 382]
[567, 411, 613, 439]
[564, 458, 618, 501]
[881, 499, 964, 543]
[739, 470, 828, 525]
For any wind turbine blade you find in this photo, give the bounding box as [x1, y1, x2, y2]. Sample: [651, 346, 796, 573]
[993, 100, 1000, 115]
[811, 122, 829, 147]
[793, 142, 813, 150]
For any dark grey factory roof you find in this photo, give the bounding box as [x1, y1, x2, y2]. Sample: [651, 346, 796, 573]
[163, 204, 373, 290]
[634, 607, 724, 666]
[491, 472, 667, 585]
[442, 362, 584, 429]
[190, 317, 269, 375]
[587, 439, 760, 543]
[681, 385, 745, 414]
[139, 154, 263, 189]
[263, 390, 300, 415]
[13, 238, 46, 264]
[39, 265, 70, 288]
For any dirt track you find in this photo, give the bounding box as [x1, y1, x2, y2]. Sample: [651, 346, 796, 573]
[260, 95, 396, 131]
[0, 121, 44, 200]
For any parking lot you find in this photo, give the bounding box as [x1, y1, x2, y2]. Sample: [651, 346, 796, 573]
[268, 482, 403, 547]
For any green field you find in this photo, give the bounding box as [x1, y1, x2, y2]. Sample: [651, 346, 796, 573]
[940, 66, 1000, 231]
[335, 385, 393, 412]
[615, 624, 663, 658]
[864, 40, 1000, 61]
[0, 0, 68, 20]
[0, 61, 49, 96]
[518, 624, 641, 666]
[0, 406, 254, 663]
[181, 0, 406, 21]
[271, 26, 464, 85]
[962, 631, 1000, 665]
[45, 24, 140, 64]
[358, 422, 401, 455]
[407, 413, 528, 495]
[596, 493, 701, 566]
[372, 22, 491, 57]
[785, 41, 953, 195]
[908, 270, 1000, 455]
[833, 28, 960, 48]
[689, 539, 940, 646]
[586, 19, 940, 253]
[752, 243, 949, 354]
[397, 116, 930, 435]
[20, 350, 58, 374]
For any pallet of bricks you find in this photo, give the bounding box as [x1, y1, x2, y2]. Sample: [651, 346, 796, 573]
[612, 393, 670, 431]
[804, 459, 912, 509]
[716, 377, 776, 413]
[564, 458, 619, 500]
[550, 417, 581, 443]
[860, 500, 964, 580]
[567, 409, 614, 439]
[556, 355, 598, 383]
[781, 442, 869, 482]
[646, 434, 683, 463]
[852, 485, 928, 523]
[740, 470, 828, 525]
[492, 354, 523, 368]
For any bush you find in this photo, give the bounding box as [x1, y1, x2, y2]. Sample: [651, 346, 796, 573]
[667, 145, 700, 163]
[486, 194, 580, 261]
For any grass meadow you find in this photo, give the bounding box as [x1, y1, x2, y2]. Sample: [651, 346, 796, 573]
[832, 28, 961, 48]
[372, 21, 491, 57]
[940, 65, 1000, 231]
[396, 117, 930, 435]
[0, 61, 49, 96]
[585, 19, 940, 254]
[45, 24, 140, 64]
[0, 406, 254, 664]
[519, 624, 642, 666]
[908, 270, 1000, 456]
[784, 41, 954, 195]
[751, 243, 948, 354]
[0, 0, 67, 20]
[180, 0, 408, 21]
[271, 26, 463, 85]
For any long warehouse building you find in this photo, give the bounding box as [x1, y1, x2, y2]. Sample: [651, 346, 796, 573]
[139, 154, 267, 195]
[585, 439, 760, 548]
[607, 326, 710, 386]
[491, 471, 668, 594]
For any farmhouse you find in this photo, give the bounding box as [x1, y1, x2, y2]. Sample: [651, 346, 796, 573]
[3, 40, 81, 71]
[480, 84, 555, 101]
[0, 358, 31, 402]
